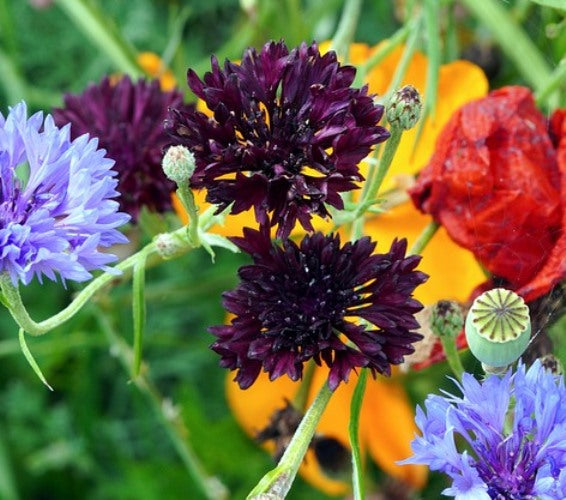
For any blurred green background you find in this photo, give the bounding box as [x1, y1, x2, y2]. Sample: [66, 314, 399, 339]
[0, 0, 565, 499]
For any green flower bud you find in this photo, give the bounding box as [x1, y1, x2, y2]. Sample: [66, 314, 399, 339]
[386, 85, 422, 130]
[162, 145, 196, 185]
[430, 300, 464, 339]
[155, 232, 187, 259]
[465, 288, 531, 368]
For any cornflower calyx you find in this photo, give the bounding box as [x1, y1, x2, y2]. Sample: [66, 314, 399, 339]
[386, 85, 422, 130]
[430, 300, 464, 339]
[162, 145, 196, 185]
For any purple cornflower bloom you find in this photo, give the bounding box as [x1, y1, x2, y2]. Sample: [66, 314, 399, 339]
[0, 102, 130, 285]
[210, 228, 427, 390]
[53, 76, 192, 221]
[402, 361, 566, 499]
[167, 41, 389, 239]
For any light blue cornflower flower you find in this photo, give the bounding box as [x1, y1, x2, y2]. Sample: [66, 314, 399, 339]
[0, 102, 130, 285]
[402, 361, 566, 499]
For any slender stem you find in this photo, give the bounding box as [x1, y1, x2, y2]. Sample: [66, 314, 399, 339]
[247, 381, 334, 499]
[535, 57, 566, 107]
[423, 0, 440, 123]
[292, 360, 317, 411]
[177, 185, 200, 247]
[353, 22, 412, 87]
[351, 126, 404, 241]
[97, 313, 227, 500]
[54, 0, 143, 77]
[330, 0, 364, 61]
[0, 223, 199, 337]
[349, 368, 368, 500]
[409, 220, 439, 255]
[384, 15, 423, 98]
[440, 336, 465, 380]
[0, 243, 153, 336]
[458, 0, 552, 93]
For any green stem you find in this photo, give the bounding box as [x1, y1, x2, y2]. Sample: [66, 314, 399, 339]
[423, 0, 440, 122]
[351, 126, 404, 241]
[177, 185, 200, 247]
[54, 0, 143, 77]
[97, 313, 226, 500]
[353, 22, 412, 87]
[384, 14, 423, 98]
[440, 336, 465, 380]
[409, 220, 439, 255]
[292, 360, 316, 411]
[247, 382, 334, 499]
[330, 0, 364, 61]
[349, 368, 368, 500]
[0, 224, 195, 337]
[535, 57, 566, 107]
[132, 254, 147, 377]
[458, 0, 552, 92]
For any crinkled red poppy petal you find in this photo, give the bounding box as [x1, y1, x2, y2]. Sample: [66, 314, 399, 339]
[410, 86, 562, 288]
[516, 109, 566, 302]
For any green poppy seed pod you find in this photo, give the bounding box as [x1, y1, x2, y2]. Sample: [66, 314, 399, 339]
[162, 145, 196, 185]
[431, 300, 464, 339]
[386, 85, 422, 130]
[465, 288, 531, 368]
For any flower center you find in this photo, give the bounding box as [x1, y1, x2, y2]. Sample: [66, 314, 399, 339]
[474, 436, 538, 498]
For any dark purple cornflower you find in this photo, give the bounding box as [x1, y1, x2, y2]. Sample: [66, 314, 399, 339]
[167, 41, 389, 239]
[53, 76, 193, 221]
[0, 102, 129, 285]
[210, 228, 427, 390]
[401, 361, 566, 499]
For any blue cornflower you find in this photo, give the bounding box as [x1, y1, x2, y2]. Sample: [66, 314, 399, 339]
[0, 102, 130, 285]
[402, 361, 566, 499]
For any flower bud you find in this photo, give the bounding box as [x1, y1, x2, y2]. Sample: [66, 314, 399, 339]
[162, 145, 196, 185]
[386, 85, 422, 130]
[465, 288, 531, 368]
[430, 300, 464, 339]
[155, 232, 186, 259]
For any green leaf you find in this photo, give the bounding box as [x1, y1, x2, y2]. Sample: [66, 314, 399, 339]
[529, 0, 565, 10]
[18, 328, 53, 391]
[200, 233, 240, 254]
[132, 254, 147, 377]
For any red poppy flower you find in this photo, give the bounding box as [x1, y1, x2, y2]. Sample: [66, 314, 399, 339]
[410, 86, 566, 366]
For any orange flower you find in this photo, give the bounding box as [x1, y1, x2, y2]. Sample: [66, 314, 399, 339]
[138, 51, 177, 91]
[225, 42, 489, 496]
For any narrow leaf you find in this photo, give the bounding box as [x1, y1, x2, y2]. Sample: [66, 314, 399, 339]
[132, 254, 147, 377]
[18, 328, 53, 391]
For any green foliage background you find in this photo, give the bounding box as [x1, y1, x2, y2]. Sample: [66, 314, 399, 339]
[0, 0, 564, 499]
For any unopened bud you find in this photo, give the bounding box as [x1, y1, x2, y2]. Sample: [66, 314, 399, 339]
[162, 145, 195, 185]
[431, 300, 464, 339]
[386, 85, 422, 130]
[155, 232, 186, 259]
[465, 288, 531, 368]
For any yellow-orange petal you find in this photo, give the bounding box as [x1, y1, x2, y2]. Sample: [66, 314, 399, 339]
[360, 376, 427, 489]
[138, 51, 177, 91]
[365, 201, 485, 304]
[225, 370, 349, 496]
[172, 191, 336, 238]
